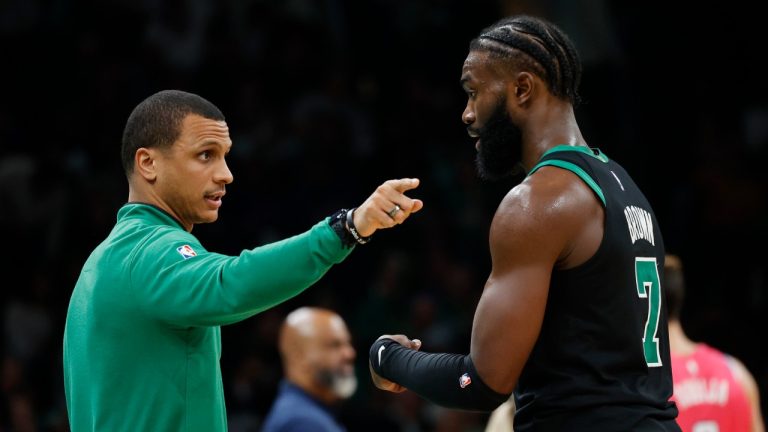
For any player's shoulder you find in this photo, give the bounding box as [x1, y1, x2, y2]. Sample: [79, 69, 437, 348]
[524, 161, 601, 205]
[699, 344, 760, 394]
[494, 166, 599, 232]
[724, 353, 760, 393]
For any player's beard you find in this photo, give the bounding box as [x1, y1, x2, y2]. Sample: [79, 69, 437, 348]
[316, 367, 358, 400]
[471, 95, 524, 181]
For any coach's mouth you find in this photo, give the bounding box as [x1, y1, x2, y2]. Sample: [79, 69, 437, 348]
[205, 191, 225, 209]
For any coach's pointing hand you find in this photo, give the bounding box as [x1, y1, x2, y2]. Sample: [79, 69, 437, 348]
[353, 178, 423, 237]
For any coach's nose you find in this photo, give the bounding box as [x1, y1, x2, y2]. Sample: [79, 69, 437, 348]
[215, 159, 233, 185]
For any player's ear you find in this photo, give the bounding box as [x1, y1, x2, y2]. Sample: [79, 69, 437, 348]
[512, 71, 534, 105]
[135, 147, 158, 182]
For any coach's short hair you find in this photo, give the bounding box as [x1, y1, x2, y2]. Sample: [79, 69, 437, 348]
[121, 90, 225, 176]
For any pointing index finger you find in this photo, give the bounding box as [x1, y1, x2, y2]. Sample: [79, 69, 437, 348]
[390, 178, 420, 193]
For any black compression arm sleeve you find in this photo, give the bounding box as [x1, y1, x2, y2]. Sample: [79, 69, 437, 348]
[369, 338, 510, 412]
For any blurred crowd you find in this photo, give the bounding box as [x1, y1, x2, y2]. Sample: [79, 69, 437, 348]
[1, 1, 766, 431]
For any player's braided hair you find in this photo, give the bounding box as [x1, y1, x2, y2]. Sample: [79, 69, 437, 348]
[470, 15, 582, 105]
[121, 90, 225, 176]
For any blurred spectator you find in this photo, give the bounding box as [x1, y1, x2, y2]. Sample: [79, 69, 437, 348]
[261, 307, 356, 432]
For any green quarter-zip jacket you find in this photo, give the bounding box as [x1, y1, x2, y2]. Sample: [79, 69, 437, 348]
[64, 203, 352, 431]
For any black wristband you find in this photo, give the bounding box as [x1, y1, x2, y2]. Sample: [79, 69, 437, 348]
[344, 207, 371, 244]
[328, 209, 357, 248]
[369, 338, 510, 412]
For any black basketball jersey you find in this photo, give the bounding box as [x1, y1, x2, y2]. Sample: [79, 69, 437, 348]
[513, 146, 680, 431]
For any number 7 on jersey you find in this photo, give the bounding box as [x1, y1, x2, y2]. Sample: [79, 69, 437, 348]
[635, 257, 662, 367]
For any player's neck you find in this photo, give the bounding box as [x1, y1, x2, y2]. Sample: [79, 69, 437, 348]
[522, 102, 585, 171]
[668, 319, 697, 356]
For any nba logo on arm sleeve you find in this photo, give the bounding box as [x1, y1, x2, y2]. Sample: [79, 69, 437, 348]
[176, 245, 198, 259]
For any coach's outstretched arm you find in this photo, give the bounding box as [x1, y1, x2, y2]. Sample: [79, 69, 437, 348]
[131, 178, 423, 327]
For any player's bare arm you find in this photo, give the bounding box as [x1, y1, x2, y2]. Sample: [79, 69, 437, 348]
[368, 167, 604, 409]
[471, 166, 604, 394]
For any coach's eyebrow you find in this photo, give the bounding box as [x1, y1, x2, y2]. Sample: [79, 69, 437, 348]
[195, 139, 232, 151]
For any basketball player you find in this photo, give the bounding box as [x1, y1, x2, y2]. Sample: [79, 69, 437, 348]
[368, 15, 680, 430]
[666, 254, 765, 432]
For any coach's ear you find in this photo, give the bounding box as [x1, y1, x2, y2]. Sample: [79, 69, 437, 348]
[135, 147, 158, 182]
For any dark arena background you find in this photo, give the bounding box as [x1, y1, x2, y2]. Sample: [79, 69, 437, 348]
[1, 1, 766, 430]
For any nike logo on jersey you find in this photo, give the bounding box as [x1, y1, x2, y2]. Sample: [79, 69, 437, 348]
[378, 345, 386, 366]
[624, 205, 655, 246]
[610, 170, 625, 191]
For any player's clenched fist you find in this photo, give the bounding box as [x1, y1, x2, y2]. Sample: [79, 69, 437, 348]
[369, 334, 421, 393]
[353, 178, 423, 237]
